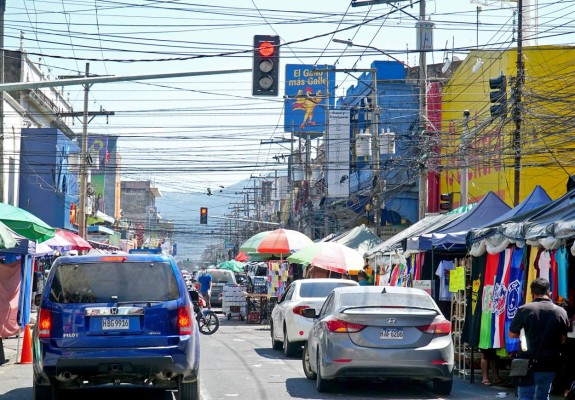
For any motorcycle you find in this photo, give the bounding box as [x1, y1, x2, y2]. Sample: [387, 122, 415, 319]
[189, 287, 220, 335]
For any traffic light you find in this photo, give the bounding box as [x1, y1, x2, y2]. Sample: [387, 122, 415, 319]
[439, 193, 453, 211]
[489, 75, 507, 117]
[252, 35, 280, 96]
[200, 207, 208, 224]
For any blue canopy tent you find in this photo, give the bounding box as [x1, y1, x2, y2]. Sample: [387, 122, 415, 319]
[409, 192, 511, 251]
[467, 185, 552, 245]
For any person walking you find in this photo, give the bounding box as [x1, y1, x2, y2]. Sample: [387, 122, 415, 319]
[509, 277, 569, 400]
[197, 267, 213, 309]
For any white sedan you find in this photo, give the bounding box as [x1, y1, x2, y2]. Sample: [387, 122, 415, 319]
[270, 278, 358, 357]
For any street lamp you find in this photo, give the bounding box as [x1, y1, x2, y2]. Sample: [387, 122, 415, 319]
[332, 38, 411, 70]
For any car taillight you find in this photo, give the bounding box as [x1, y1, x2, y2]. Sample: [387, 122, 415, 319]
[178, 306, 192, 335]
[325, 318, 365, 333]
[38, 308, 51, 338]
[292, 305, 310, 316]
[417, 319, 451, 334]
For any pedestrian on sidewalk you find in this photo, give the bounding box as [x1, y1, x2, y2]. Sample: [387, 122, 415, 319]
[509, 277, 569, 400]
[480, 348, 503, 386]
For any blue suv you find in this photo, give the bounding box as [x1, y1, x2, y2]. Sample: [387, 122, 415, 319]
[33, 254, 200, 400]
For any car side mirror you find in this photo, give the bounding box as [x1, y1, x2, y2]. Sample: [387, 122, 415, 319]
[34, 293, 43, 307]
[301, 308, 317, 318]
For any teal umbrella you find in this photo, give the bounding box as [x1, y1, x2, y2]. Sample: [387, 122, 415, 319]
[0, 202, 54, 243]
[218, 260, 245, 273]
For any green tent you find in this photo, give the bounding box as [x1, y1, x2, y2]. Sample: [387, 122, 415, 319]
[218, 260, 245, 273]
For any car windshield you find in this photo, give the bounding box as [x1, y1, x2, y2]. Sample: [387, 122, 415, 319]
[208, 270, 235, 284]
[48, 261, 180, 303]
[340, 292, 436, 309]
[299, 281, 356, 298]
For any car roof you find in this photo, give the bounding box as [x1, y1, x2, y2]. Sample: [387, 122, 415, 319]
[295, 278, 357, 285]
[333, 285, 428, 296]
[53, 254, 176, 265]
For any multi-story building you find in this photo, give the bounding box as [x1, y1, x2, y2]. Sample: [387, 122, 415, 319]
[1, 50, 74, 206]
[120, 180, 162, 247]
[440, 46, 575, 206]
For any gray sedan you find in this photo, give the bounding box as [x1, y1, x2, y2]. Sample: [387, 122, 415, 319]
[302, 285, 454, 394]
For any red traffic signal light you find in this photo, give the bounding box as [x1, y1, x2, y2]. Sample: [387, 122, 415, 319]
[257, 41, 275, 58]
[200, 207, 208, 224]
[252, 35, 280, 96]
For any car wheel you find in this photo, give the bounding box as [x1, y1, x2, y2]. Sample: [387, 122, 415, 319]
[432, 377, 453, 395]
[33, 381, 55, 400]
[178, 376, 199, 400]
[270, 321, 282, 350]
[316, 350, 332, 392]
[302, 342, 316, 380]
[283, 326, 298, 357]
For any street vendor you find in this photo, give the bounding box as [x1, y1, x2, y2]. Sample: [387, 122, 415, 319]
[363, 259, 374, 285]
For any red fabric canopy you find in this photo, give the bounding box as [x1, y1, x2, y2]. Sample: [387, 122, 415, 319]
[55, 229, 92, 251]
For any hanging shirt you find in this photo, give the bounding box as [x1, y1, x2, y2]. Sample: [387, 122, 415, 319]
[479, 252, 500, 349]
[537, 250, 551, 282]
[492, 248, 512, 349]
[556, 246, 569, 301]
[526, 246, 540, 302]
[435, 260, 455, 301]
[506, 246, 524, 353]
[550, 250, 558, 300]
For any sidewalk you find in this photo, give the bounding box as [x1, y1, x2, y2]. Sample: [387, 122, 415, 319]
[1, 334, 23, 366]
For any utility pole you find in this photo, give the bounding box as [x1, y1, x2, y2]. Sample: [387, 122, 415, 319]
[513, 0, 524, 206]
[59, 64, 115, 239]
[417, 0, 428, 220]
[461, 110, 471, 206]
[0, 0, 5, 204]
[78, 63, 90, 239]
[367, 71, 380, 232]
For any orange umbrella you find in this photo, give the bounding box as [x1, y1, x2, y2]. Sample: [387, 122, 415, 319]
[55, 229, 92, 251]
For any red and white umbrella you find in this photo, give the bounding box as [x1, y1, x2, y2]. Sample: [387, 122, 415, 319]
[239, 228, 313, 255]
[55, 229, 92, 251]
[287, 242, 364, 274]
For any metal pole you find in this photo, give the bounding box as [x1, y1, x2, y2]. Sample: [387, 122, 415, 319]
[513, 0, 524, 206]
[460, 111, 470, 206]
[417, 0, 428, 220]
[305, 133, 311, 236]
[78, 63, 90, 239]
[371, 71, 380, 231]
[0, 0, 5, 203]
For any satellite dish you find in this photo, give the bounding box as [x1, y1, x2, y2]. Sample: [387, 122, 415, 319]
[441, 58, 452, 74]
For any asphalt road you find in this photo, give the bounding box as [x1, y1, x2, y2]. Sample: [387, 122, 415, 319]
[0, 316, 566, 400]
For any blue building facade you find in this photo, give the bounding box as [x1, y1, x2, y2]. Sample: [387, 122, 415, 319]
[19, 128, 80, 230]
[336, 61, 419, 225]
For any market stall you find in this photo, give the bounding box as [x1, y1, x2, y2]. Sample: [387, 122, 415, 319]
[239, 229, 312, 323]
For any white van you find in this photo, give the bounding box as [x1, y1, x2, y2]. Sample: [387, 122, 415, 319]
[206, 269, 237, 307]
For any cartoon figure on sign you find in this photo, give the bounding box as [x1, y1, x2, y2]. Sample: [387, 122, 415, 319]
[69, 203, 77, 225]
[293, 87, 323, 129]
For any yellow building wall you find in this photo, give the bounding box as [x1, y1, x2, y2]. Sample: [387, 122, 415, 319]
[440, 46, 575, 206]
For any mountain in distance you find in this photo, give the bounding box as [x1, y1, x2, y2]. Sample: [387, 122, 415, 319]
[155, 179, 249, 265]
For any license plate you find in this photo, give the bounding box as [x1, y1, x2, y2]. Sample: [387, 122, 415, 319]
[380, 328, 403, 340]
[102, 318, 129, 330]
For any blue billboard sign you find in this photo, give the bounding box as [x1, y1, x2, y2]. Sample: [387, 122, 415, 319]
[284, 64, 335, 134]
